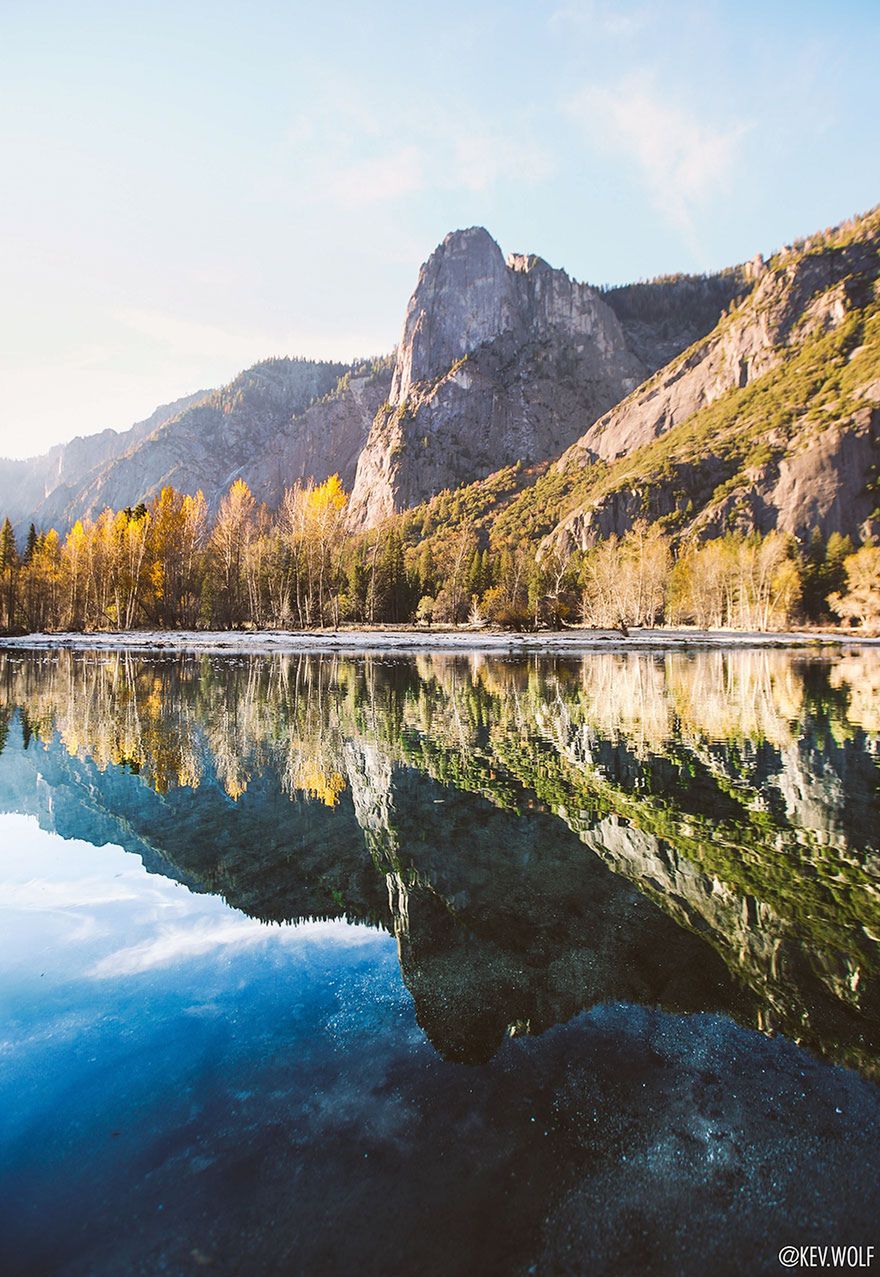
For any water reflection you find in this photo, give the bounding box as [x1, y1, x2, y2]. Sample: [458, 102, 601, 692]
[1, 647, 878, 1077]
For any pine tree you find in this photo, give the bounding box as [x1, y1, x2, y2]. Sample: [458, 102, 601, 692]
[0, 518, 17, 570]
[800, 529, 854, 621]
[376, 527, 407, 621]
[417, 544, 435, 596]
[465, 548, 483, 599]
[0, 517, 19, 631]
[23, 523, 38, 566]
[346, 550, 369, 621]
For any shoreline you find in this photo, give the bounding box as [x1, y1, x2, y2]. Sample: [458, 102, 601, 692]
[0, 627, 878, 656]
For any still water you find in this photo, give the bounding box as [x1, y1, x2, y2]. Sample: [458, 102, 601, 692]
[1, 647, 879, 1276]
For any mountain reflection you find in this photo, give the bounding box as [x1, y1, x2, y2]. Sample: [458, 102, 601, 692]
[0, 647, 878, 1074]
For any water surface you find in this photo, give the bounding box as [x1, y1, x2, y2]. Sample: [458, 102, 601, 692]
[1, 648, 879, 1275]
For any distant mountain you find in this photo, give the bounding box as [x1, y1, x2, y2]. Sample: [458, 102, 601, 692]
[0, 356, 396, 535]
[2, 208, 877, 548]
[0, 389, 210, 529]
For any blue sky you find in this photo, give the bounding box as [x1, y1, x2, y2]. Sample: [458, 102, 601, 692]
[1, 0, 877, 457]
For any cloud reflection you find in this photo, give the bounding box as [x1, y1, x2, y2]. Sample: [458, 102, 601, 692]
[0, 813, 385, 987]
[92, 915, 380, 979]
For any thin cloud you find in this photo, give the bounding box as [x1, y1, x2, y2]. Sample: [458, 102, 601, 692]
[287, 84, 554, 213]
[90, 917, 279, 976]
[452, 132, 554, 193]
[551, 0, 651, 38]
[567, 74, 750, 251]
[323, 145, 425, 207]
[311, 132, 551, 207]
[0, 878, 140, 910]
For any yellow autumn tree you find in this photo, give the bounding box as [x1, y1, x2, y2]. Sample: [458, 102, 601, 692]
[60, 519, 89, 629]
[19, 529, 62, 632]
[210, 479, 256, 627]
[144, 487, 207, 627]
[829, 546, 880, 629]
[279, 474, 349, 627]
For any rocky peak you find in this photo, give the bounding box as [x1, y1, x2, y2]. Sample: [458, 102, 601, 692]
[506, 252, 551, 274]
[349, 227, 650, 528]
[390, 226, 517, 404]
[388, 227, 638, 410]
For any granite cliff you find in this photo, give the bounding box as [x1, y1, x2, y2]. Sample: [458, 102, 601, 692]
[346, 227, 742, 528]
[377, 209, 879, 560]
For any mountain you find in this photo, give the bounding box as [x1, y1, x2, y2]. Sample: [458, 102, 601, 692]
[346, 227, 745, 528]
[546, 210, 880, 550]
[0, 356, 395, 535]
[2, 208, 877, 549]
[380, 208, 880, 558]
[0, 389, 210, 529]
[0, 227, 745, 537]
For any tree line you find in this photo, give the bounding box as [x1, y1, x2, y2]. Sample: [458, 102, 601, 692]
[0, 477, 877, 634]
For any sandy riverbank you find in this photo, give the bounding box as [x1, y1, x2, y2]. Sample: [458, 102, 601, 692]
[1, 627, 877, 656]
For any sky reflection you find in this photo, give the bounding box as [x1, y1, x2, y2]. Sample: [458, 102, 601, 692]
[0, 812, 386, 985]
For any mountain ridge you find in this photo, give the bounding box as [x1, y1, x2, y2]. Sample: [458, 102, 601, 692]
[0, 389, 210, 529]
[1, 207, 877, 553]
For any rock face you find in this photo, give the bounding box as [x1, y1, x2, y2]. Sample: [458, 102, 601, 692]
[389, 226, 522, 404]
[563, 240, 877, 470]
[243, 362, 392, 510]
[548, 216, 880, 551]
[763, 405, 880, 538]
[347, 230, 750, 531]
[347, 228, 650, 528]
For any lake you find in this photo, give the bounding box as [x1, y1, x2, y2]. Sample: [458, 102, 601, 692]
[1, 647, 879, 1276]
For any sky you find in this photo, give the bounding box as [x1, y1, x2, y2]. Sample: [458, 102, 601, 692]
[0, 0, 878, 459]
